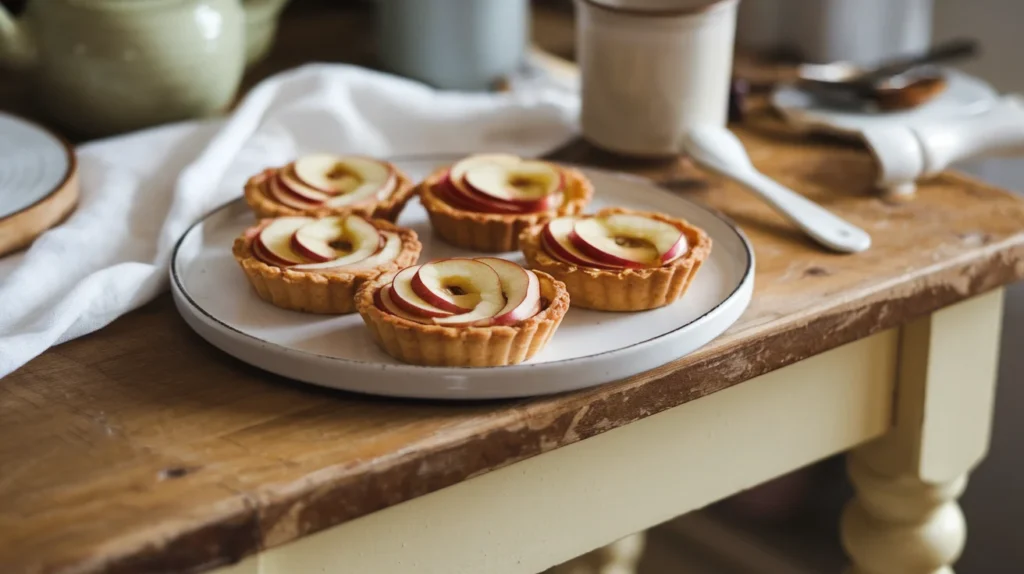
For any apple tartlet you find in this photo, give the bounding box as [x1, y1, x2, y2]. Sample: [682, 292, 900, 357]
[244, 154, 417, 222]
[418, 154, 592, 252]
[356, 257, 570, 367]
[233, 214, 421, 314]
[519, 207, 711, 311]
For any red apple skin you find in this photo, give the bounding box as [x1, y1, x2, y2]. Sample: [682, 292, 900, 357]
[268, 173, 323, 209]
[463, 176, 560, 212]
[296, 156, 393, 196]
[475, 257, 543, 326]
[452, 176, 527, 213]
[440, 174, 530, 214]
[290, 232, 332, 263]
[253, 237, 298, 267]
[430, 172, 497, 213]
[292, 160, 338, 195]
[541, 223, 619, 270]
[372, 231, 386, 255]
[280, 166, 334, 201]
[291, 156, 339, 195]
[434, 176, 478, 211]
[490, 282, 542, 326]
[289, 216, 386, 264]
[410, 265, 475, 313]
[432, 172, 480, 212]
[389, 289, 452, 318]
[375, 285, 431, 324]
[659, 236, 688, 264]
[278, 171, 328, 203]
[492, 297, 541, 326]
[389, 268, 454, 319]
[568, 228, 652, 269]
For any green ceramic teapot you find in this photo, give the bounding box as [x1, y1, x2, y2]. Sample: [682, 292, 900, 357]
[0, 0, 287, 136]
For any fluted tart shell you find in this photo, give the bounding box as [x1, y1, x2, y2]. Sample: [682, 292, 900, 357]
[243, 164, 417, 222]
[519, 207, 711, 312]
[355, 270, 570, 367]
[418, 164, 593, 253]
[233, 218, 422, 314]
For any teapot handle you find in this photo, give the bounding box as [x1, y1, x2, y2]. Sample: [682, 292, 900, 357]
[0, 4, 36, 69]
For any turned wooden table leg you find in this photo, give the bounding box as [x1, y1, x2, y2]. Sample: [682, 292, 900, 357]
[841, 290, 1004, 574]
[545, 532, 646, 574]
[842, 452, 967, 574]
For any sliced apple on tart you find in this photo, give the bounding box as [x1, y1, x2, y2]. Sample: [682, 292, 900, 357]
[265, 154, 398, 209]
[255, 217, 315, 266]
[441, 154, 566, 214]
[519, 207, 710, 312]
[540, 216, 619, 269]
[389, 265, 456, 319]
[236, 213, 421, 315]
[476, 257, 542, 326]
[374, 257, 545, 328]
[248, 214, 408, 272]
[357, 256, 569, 367]
[538, 213, 689, 269]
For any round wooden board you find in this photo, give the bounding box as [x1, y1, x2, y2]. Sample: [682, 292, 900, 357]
[0, 112, 79, 257]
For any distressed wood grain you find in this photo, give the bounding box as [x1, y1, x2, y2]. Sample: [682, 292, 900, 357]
[3, 6, 1024, 574]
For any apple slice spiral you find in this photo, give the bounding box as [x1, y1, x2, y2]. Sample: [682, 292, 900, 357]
[252, 214, 402, 270]
[267, 154, 398, 209]
[540, 214, 689, 269]
[438, 154, 565, 214]
[377, 258, 545, 327]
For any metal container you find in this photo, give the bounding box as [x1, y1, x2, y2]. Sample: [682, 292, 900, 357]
[376, 0, 529, 91]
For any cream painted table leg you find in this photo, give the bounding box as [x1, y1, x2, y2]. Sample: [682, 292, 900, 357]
[545, 532, 646, 574]
[841, 289, 1004, 574]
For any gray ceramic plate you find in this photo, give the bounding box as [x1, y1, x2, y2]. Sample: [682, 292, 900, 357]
[0, 112, 73, 221]
[772, 69, 999, 136]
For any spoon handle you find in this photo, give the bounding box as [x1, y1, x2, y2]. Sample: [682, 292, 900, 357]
[862, 38, 979, 84]
[733, 170, 872, 254]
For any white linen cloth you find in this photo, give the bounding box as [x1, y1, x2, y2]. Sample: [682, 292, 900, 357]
[0, 64, 579, 377]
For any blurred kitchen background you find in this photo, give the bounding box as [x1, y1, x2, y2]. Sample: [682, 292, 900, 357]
[3, 0, 1019, 571]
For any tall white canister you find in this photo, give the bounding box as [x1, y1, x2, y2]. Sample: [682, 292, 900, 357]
[577, 0, 739, 157]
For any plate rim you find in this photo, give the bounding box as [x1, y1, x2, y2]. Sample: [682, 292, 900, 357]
[0, 111, 77, 223]
[170, 160, 755, 377]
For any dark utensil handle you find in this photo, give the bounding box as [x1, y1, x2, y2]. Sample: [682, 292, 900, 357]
[864, 38, 980, 83]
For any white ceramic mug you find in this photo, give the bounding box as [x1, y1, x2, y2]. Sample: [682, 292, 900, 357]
[577, 0, 738, 157]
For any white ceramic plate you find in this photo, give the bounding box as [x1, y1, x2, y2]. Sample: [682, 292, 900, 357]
[171, 158, 754, 399]
[0, 112, 73, 220]
[771, 69, 1000, 137]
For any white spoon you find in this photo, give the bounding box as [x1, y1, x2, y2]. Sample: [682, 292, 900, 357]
[682, 124, 871, 253]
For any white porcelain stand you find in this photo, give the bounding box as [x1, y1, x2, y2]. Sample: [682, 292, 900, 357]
[862, 94, 1024, 196]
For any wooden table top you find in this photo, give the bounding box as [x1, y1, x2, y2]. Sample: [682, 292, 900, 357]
[4, 6, 1024, 574]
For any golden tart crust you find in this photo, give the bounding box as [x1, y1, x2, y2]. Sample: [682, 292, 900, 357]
[356, 270, 570, 367]
[243, 165, 417, 222]
[519, 207, 712, 312]
[418, 164, 593, 253]
[233, 218, 421, 314]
